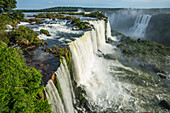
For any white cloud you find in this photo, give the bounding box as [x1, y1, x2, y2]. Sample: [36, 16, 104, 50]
[48, 1, 53, 4]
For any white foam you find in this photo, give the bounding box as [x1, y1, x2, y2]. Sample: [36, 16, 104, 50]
[129, 14, 152, 38]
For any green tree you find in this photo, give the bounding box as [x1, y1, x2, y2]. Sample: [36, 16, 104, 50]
[10, 10, 25, 20]
[0, 0, 17, 13]
[0, 41, 51, 112]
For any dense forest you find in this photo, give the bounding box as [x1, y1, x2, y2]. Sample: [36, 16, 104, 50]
[0, 0, 51, 112]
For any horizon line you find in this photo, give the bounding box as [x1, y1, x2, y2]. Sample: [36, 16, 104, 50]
[16, 6, 170, 10]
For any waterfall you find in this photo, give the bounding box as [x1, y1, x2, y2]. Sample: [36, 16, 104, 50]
[45, 20, 112, 112]
[105, 10, 152, 39]
[105, 11, 136, 34]
[106, 21, 118, 42]
[42, 13, 170, 113]
[106, 13, 126, 31]
[69, 20, 132, 111]
[45, 80, 65, 113]
[69, 20, 108, 84]
[45, 58, 75, 113]
[106, 21, 112, 38]
[129, 14, 152, 38]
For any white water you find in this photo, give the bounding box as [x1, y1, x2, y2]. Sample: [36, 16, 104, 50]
[45, 80, 65, 113]
[106, 11, 152, 39]
[69, 20, 135, 112]
[45, 58, 75, 113]
[106, 21, 118, 42]
[39, 17, 169, 112]
[69, 20, 113, 84]
[85, 56, 136, 112]
[105, 11, 136, 34]
[68, 19, 170, 112]
[129, 14, 152, 38]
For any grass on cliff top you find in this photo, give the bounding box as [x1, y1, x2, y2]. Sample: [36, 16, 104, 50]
[117, 36, 170, 73]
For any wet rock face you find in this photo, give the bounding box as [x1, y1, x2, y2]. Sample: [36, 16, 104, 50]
[26, 55, 60, 85]
[145, 14, 170, 47]
[159, 100, 170, 110]
[157, 73, 167, 79]
[104, 54, 116, 60]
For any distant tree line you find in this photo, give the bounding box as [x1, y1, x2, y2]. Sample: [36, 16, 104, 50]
[18, 6, 123, 13]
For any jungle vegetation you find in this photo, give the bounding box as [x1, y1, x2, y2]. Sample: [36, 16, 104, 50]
[0, 0, 51, 112]
[117, 36, 170, 73]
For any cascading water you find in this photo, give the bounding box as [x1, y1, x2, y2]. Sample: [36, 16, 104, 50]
[68, 18, 169, 112]
[129, 14, 152, 38]
[69, 20, 136, 112]
[45, 58, 75, 113]
[106, 10, 152, 39]
[28, 16, 169, 113]
[106, 21, 118, 42]
[45, 80, 65, 113]
[105, 10, 137, 34]
[69, 20, 113, 84]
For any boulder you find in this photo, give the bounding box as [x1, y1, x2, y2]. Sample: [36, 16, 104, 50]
[35, 37, 40, 41]
[157, 73, 167, 79]
[159, 100, 170, 110]
[104, 54, 116, 60]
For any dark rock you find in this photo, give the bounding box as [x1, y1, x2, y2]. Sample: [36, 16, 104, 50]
[42, 47, 47, 51]
[137, 38, 141, 42]
[104, 54, 116, 60]
[30, 23, 35, 25]
[159, 100, 170, 110]
[27, 60, 34, 63]
[45, 42, 48, 45]
[97, 50, 104, 57]
[157, 73, 167, 79]
[39, 64, 44, 67]
[43, 65, 50, 71]
[31, 65, 36, 68]
[107, 38, 115, 44]
[139, 63, 145, 68]
[152, 64, 162, 73]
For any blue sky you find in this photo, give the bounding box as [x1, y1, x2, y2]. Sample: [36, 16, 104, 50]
[16, 0, 170, 9]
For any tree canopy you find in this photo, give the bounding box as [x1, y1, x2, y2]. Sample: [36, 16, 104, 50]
[0, 41, 51, 112]
[0, 0, 17, 13]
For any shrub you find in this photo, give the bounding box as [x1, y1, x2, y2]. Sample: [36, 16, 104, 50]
[40, 29, 50, 36]
[36, 19, 43, 24]
[0, 42, 51, 112]
[71, 18, 80, 24]
[10, 10, 25, 20]
[2, 25, 44, 47]
[117, 34, 170, 73]
[0, 15, 12, 29]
